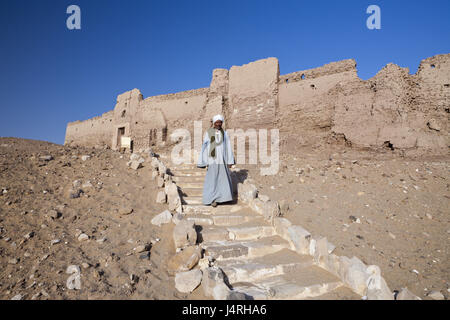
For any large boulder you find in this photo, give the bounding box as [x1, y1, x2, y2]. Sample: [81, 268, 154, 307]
[173, 220, 197, 249]
[396, 288, 421, 300]
[130, 160, 142, 170]
[237, 182, 257, 203]
[167, 246, 201, 275]
[175, 269, 202, 293]
[287, 225, 311, 254]
[167, 182, 182, 213]
[202, 267, 228, 298]
[155, 190, 166, 204]
[366, 265, 394, 300]
[151, 210, 172, 227]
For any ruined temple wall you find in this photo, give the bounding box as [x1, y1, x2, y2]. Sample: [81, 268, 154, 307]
[276, 60, 358, 147]
[65, 110, 115, 147]
[131, 91, 208, 149]
[64, 53, 449, 155]
[227, 58, 279, 129]
[331, 53, 450, 153]
[278, 60, 358, 108]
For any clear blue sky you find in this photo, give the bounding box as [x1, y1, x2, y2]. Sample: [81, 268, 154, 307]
[0, 0, 449, 145]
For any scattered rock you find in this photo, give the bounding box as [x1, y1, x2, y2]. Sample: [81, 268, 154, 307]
[130, 153, 140, 161]
[47, 209, 61, 220]
[427, 290, 445, 300]
[39, 155, 53, 161]
[139, 252, 150, 260]
[72, 180, 82, 188]
[167, 246, 201, 275]
[8, 258, 19, 264]
[11, 294, 24, 300]
[175, 269, 202, 293]
[167, 182, 182, 213]
[67, 188, 82, 199]
[238, 182, 257, 202]
[156, 190, 166, 204]
[134, 244, 150, 253]
[81, 181, 93, 188]
[81, 155, 91, 161]
[130, 274, 139, 284]
[130, 161, 142, 170]
[151, 210, 172, 227]
[118, 207, 133, 216]
[173, 220, 197, 249]
[78, 233, 89, 241]
[202, 267, 230, 299]
[279, 199, 290, 215]
[66, 265, 81, 290]
[24, 231, 35, 240]
[50, 239, 61, 245]
[427, 119, 441, 131]
[396, 288, 421, 300]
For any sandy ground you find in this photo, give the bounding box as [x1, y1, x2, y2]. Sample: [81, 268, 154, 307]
[1, 137, 448, 300]
[0, 137, 207, 300]
[238, 144, 449, 300]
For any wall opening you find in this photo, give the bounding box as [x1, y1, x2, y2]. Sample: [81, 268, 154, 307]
[149, 128, 157, 146]
[162, 127, 168, 142]
[430, 64, 436, 69]
[301, 74, 306, 80]
[121, 110, 126, 117]
[383, 141, 394, 150]
[117, 127, 125, 148]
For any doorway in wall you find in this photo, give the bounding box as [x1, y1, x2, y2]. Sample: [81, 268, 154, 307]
[149, 128, 157, 146]
[117, 127, 125, 148]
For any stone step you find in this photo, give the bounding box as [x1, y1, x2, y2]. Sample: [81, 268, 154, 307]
[231, 265, 345, 300]
[198, 221, 274, 243]
[185, 215, 214, 226]
[173, 176, 205, 183]
[179, 188, 203, 197]
[216, 248, 314, 284]
[182, 204, 212, 214]
[184, 213, 262, 228]
[176, 182, 204, 189]
[202, 235, 290, 261]
[173, 171, 206, 177]
[303, 286, 362, 300]
[227, 223, 275, 241]
[212, 213, 263, 227]
[198, 226, 230, 242]
[169, 163, 199, 169]
[182, 196, 203, 205]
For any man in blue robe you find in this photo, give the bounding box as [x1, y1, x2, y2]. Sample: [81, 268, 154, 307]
[197, 114, 235, 207]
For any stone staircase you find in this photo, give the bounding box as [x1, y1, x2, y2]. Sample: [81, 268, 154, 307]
[169, 163, 362, 300]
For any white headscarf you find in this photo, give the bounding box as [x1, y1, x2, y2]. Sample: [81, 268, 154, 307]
[212, 114, 224, 124]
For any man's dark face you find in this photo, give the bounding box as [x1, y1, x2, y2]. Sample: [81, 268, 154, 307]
[214, 120, 222, 129]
